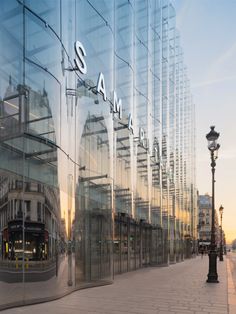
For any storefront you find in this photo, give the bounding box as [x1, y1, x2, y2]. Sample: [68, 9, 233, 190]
[0, 0, 197, 310]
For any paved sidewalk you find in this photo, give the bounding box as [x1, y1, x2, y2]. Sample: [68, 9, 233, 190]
[227, 254, 236, 314]
[2, 255, 232, 314]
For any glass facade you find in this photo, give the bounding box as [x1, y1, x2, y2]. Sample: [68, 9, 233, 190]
[0, 0, 197, 309]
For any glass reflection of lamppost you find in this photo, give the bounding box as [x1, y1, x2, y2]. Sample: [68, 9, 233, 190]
[206, 126, 220, 283]
[219, 205, 224, 261]
[67, 174, 73, 286]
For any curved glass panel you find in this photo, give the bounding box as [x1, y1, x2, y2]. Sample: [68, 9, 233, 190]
[75, 114, 112, 286]
[25, 10, 62, 81]
[24, 61, 60, 144]
[74, 0, 114, 289]
[0, 0, 24, 308]
[75, 0, 114, 92]
[24, 0, 61, 36]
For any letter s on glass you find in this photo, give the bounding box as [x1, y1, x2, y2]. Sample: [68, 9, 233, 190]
[74, 41, 87, 74]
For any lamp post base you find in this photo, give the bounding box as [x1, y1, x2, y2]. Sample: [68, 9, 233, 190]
[206, 250, 219, 283]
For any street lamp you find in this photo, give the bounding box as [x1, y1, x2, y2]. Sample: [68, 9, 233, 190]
[219, 205, 224, 261]
[206, 126, 220, 283]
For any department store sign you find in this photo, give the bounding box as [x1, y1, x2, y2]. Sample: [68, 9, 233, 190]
[74, 40, 156, 158]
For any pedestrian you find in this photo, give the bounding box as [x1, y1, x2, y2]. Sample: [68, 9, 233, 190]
[201, 249, 204, 258]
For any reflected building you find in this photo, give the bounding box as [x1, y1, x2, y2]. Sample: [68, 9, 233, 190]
[198, 194, 212, 251]
[198, 194, 221, 253]
[0, 0, 197, 310]
[0, 178, 61, 270]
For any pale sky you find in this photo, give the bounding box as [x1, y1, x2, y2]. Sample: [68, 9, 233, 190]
[173, 0, 236, 243]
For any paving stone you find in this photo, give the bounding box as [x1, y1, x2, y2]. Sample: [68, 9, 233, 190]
[1, 255, 232, 314]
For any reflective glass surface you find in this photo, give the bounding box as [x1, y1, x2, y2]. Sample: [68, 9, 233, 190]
[0, 0, 197, 310]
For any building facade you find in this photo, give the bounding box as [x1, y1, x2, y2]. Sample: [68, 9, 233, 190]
[0, 0, 197, 309]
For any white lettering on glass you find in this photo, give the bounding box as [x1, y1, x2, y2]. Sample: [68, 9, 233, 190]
[154, 147, 158, 162]
[139, 127, 145, 146]
[113, 91, 122, 119]
[97, 72, 107, 101]
[128, 114, 134, 134]
[74, 41, 87, 74]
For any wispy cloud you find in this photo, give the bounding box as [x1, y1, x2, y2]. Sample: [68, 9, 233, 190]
[216, 42, 236, 66]
[220, 148, 236, 160]
[192, 75, 236, 89]
[197, 148, 236, 163]
[174, 1, 192, 29]
[200, 42, 236, 89]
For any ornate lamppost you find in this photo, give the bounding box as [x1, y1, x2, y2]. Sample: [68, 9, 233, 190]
[206, 126, 220, 283]
[219, 205, 224, 261]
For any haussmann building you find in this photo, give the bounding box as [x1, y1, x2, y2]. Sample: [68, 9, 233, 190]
[0, 0, 197, 310]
